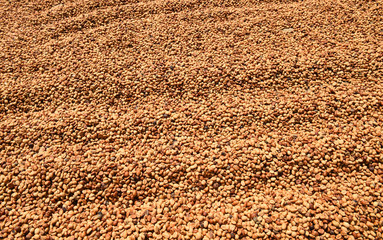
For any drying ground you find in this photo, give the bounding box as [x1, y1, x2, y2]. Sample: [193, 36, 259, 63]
[1, 0, 383, 239]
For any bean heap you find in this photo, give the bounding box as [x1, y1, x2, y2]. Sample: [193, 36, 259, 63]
[1, 0, 382, 239]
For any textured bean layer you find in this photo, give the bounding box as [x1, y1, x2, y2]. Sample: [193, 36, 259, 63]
[1, 0, 382, 239]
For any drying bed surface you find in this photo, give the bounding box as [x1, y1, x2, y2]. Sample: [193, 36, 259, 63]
[0, 0, 383, 239]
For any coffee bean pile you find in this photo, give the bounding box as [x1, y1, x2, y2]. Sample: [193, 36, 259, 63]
[1, 0, 382, 239]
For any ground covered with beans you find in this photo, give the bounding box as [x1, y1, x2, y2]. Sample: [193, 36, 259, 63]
[1, 0, 383, 239]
